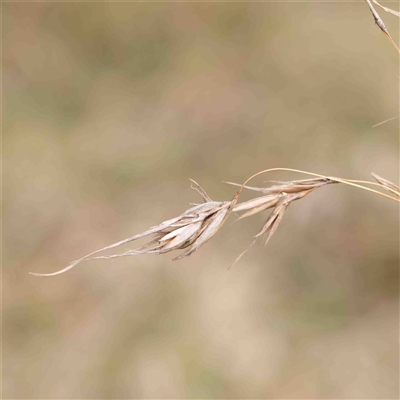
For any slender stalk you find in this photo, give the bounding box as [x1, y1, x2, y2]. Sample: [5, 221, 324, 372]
[338, 178, 400, 198]
[328, 177, 400, 202]
[234, 168, 400, 203]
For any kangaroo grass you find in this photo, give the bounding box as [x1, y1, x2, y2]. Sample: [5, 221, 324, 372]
[30, 168, 400, 277]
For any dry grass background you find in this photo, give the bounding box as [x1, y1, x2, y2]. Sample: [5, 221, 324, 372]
[3, 2, 399, 399]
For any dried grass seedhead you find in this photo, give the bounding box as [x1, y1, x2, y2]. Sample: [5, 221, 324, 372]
[228, 177, 335, 220]
[30, 180, 237, 276]
[228, 177, 336, 266]
[30, 168, 400, 277]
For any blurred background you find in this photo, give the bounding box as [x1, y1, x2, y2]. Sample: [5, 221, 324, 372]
[3, 1, 399, 398]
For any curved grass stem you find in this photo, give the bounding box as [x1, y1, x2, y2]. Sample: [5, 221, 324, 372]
[234, 168, 400, 203]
